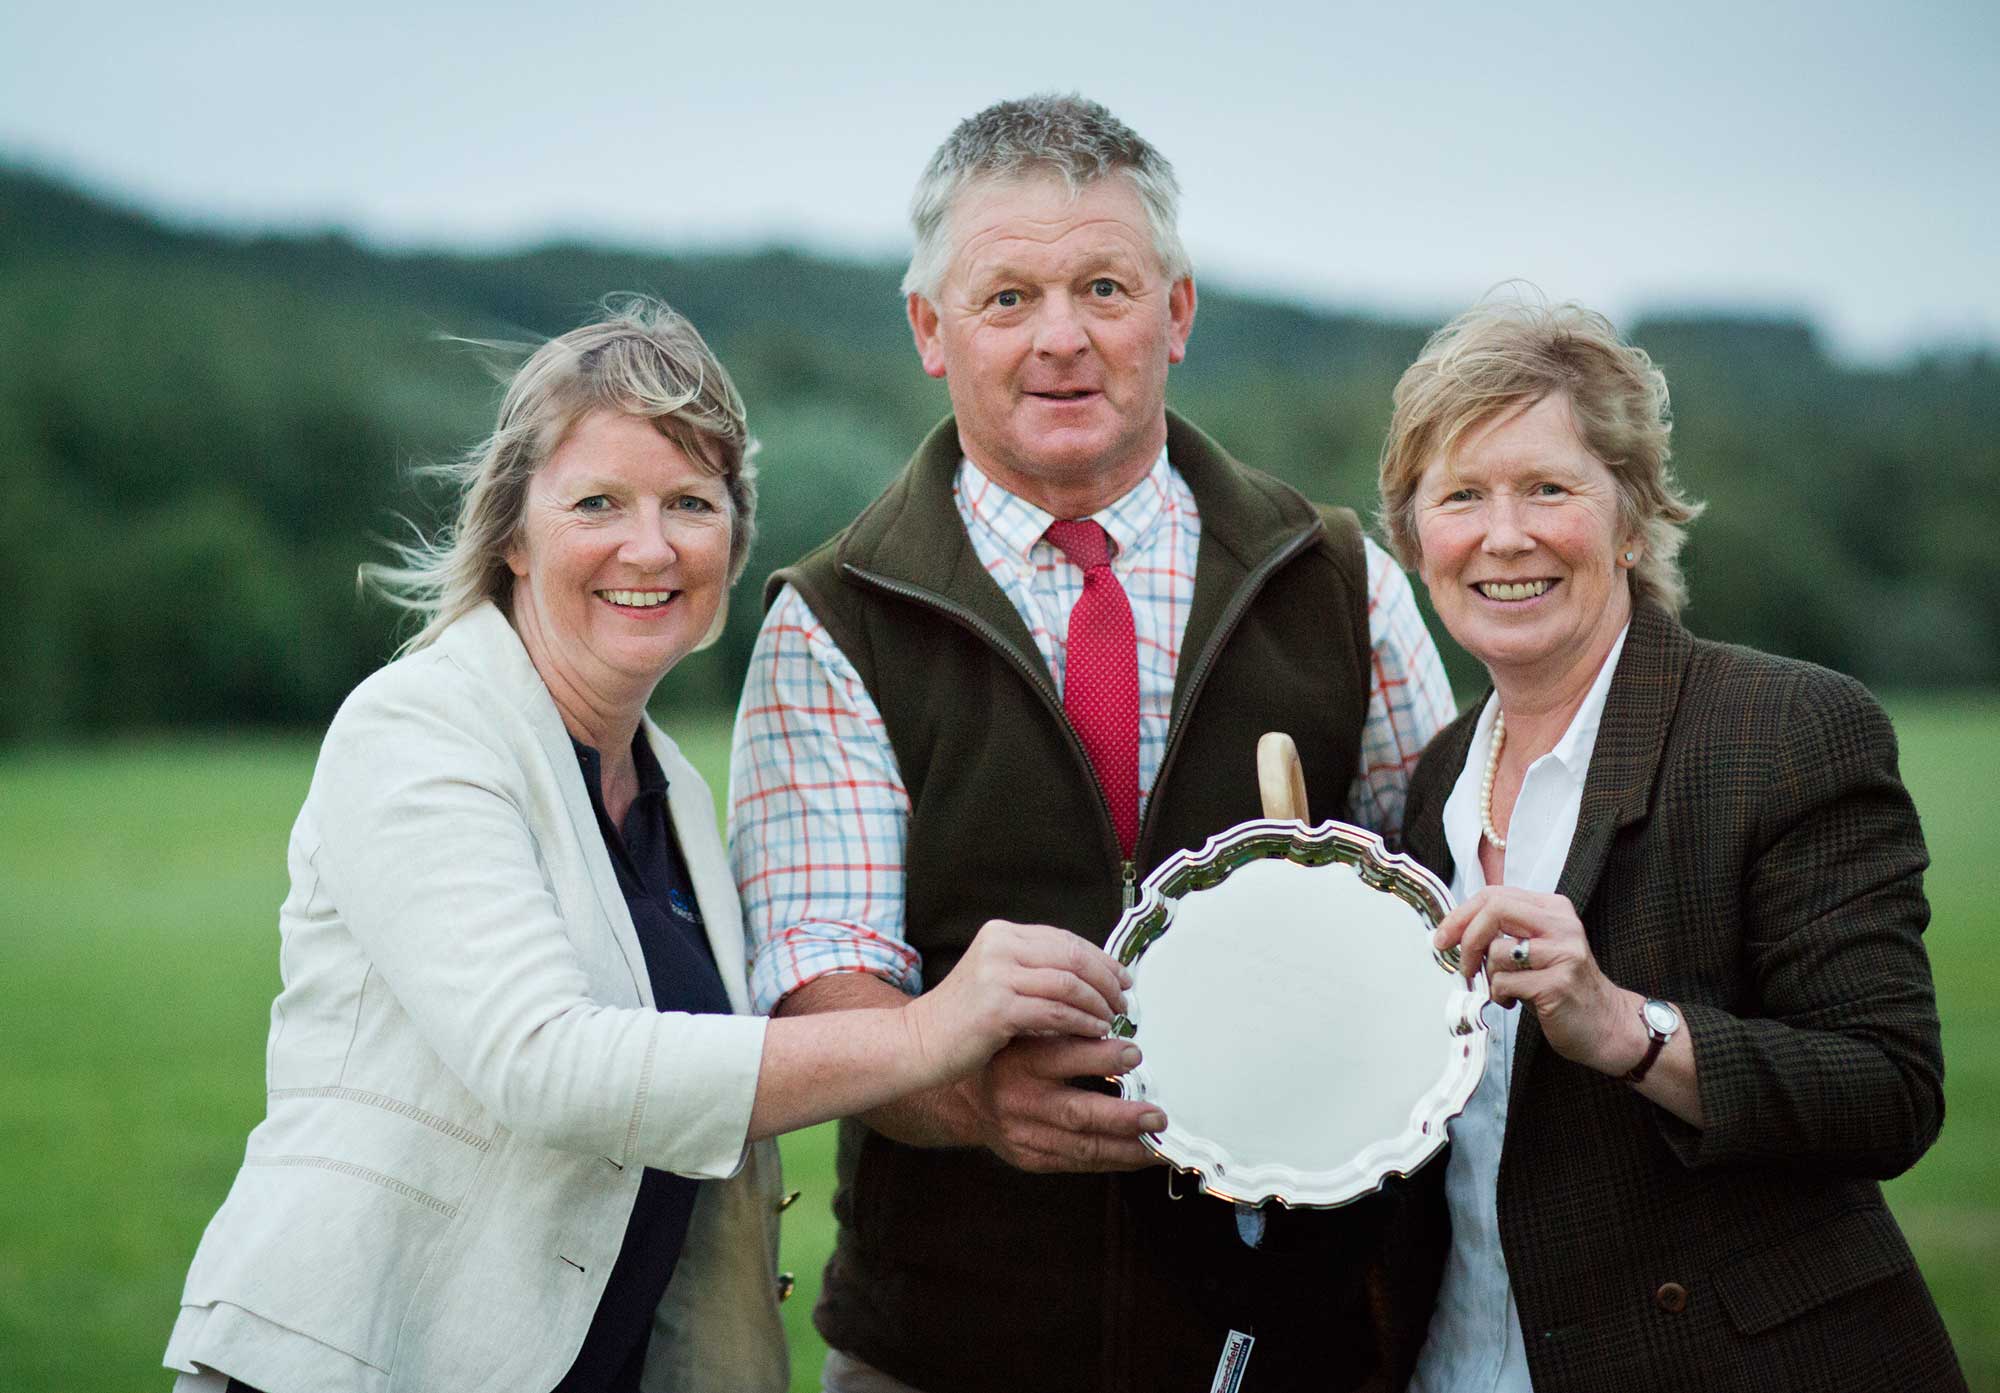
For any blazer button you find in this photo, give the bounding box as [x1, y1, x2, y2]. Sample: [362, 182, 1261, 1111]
[776, 1271, 797, 1303]
[1654, 1282, 1689, 1313]
[777, 1189, 802, 1214]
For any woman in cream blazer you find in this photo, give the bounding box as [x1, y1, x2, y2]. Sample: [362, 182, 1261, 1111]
[166, 302, 1129, 1393]
[170, 601, 786, 1392]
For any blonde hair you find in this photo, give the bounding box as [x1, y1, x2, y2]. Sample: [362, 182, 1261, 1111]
[361, 296, 757, 652]
[1378, 295, 1704, 615]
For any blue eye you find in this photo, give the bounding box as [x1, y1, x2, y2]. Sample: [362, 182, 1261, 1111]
[576, 495, 612, 513]
[1090, 278, 1117, 297]
[1535, 482, 1566, 497]
[994, 289, 1022, 309]
[674, 494, 719, 513]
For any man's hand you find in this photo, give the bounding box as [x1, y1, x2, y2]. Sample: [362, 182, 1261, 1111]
[960, 1035, 1164, 1172]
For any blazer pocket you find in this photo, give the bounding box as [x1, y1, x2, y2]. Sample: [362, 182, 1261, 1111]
[1712, 1203, 1915, 1335]
[181, 1156, 459, 1370]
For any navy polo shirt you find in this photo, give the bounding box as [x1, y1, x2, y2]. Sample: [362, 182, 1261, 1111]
[555, 732, 735, 1393]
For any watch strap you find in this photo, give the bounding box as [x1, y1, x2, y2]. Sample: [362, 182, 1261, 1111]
[1623, 1032, 1667, 1084]
[1624, 999, 1676, 1085]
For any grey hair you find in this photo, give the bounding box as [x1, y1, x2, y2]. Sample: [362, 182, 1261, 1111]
[360, 295, 758, 653]
[901, 93, 1192, 301]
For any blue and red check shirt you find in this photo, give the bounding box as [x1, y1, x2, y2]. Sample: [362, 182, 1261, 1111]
[728, 450, 1454, 1014]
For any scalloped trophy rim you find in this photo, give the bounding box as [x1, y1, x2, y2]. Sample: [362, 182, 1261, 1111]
[1105, 816, 1491, 1209]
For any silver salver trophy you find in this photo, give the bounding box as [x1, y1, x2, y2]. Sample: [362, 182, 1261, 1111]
[1104, 733, 1492, 1243]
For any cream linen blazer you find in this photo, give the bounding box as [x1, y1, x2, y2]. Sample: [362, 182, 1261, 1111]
[165, 602, 787, 1393]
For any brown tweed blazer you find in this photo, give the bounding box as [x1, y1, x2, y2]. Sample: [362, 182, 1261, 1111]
[1404, 601, 1964, 1392]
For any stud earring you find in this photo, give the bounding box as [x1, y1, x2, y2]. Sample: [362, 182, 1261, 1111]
[1623, 551, 1636, 563]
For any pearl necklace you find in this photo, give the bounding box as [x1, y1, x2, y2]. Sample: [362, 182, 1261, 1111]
[1479, 709, 1507, 850]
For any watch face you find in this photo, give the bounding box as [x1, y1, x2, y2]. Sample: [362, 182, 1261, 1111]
[1643, 999, 1681, 1035]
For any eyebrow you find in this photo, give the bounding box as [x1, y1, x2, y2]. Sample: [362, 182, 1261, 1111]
[550, 472, 727, 498]
[1433, 459, 1593, 494]
[966, 247, 1145, 290]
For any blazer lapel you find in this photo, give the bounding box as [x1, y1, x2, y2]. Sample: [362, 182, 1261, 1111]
[1509, 602, 1689, 1104]
[444, 603, 657, 1006]
[1553, 604, 1688, 912]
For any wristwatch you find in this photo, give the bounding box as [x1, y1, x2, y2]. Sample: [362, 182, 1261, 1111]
[1624, 999, 1681, 1084]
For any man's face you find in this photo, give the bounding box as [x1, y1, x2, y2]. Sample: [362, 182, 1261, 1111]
[909, 173, 1196, 516]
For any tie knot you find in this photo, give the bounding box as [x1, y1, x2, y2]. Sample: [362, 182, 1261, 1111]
[1045, 518, 1114, 572]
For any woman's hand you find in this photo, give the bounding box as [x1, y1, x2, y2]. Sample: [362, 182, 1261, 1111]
[1434, 887, 1646, 1078]
[902, 920, 1132, 1087]
[749, 924, 1132, 1142]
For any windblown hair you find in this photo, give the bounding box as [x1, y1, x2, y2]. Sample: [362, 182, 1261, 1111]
[1378, 295, 1704, 615]
[902, 93, 1191, 300]
[360, 296, 757, 653]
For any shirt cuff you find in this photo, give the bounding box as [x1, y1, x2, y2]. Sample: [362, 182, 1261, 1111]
[750, 923, 925, 1015]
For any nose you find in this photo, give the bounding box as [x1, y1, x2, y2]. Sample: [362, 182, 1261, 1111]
[1032, 293, 1089, 358]
[1480, 496, 1533, 556]
[619, 504, 678, 570]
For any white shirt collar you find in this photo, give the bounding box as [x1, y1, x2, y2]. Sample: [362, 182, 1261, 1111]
[1441, 621, 1631, 893]
[1544, 620, 1630, 778]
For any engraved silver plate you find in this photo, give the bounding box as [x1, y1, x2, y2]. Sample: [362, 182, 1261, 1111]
[1106, 818, 1489, 1208]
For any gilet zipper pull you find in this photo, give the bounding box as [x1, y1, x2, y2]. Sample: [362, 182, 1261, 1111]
[1121, 860, 1137, 910]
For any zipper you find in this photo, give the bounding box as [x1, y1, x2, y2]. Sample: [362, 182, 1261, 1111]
[843, 565, 1127, 868]
[1135, 521, 1323, 862]
[848, 515, 1321, 894]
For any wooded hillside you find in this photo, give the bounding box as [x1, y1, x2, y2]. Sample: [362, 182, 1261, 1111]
[4, 163, 1993, 741]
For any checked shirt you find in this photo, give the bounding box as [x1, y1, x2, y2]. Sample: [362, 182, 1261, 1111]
[729, 448, 1454, 1014]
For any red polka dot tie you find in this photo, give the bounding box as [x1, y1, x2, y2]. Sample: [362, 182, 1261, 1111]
[1045, 519, 1140, 858]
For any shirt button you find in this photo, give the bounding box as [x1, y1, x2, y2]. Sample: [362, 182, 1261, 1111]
[1654, 1281, 1689, 1313]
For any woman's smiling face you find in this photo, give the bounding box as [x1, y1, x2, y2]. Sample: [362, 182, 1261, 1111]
[1415, 392, 1637, 694]
[505, 409, 733, 713]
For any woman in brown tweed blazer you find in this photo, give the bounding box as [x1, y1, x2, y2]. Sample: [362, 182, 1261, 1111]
[1376, 300, 1963, 1392]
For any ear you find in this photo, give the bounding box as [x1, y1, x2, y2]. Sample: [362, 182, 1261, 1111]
[1165, 276, 1197, 365]
[908, 293, 947, 380]
[505, 529, 530, 580]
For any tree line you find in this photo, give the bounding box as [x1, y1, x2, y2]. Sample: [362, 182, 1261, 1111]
[2, 162, 1994, 743]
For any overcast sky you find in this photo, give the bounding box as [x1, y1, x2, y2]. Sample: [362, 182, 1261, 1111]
[4, 0, 1994, 359]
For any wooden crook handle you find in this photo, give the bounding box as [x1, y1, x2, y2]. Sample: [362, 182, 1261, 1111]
[1256, 732, 1310, 823]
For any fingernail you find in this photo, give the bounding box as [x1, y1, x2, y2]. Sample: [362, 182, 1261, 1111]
[1119, 1044, 1141, 1069]
[1119, 967, 1134, 988]
[1140, 1111, 1167, 1131]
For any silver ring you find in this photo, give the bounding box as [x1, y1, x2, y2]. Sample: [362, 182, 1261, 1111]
[1509, 937, 1531, 970]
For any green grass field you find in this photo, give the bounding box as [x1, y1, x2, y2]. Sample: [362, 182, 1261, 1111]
[3, 699, 1996, 1391]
